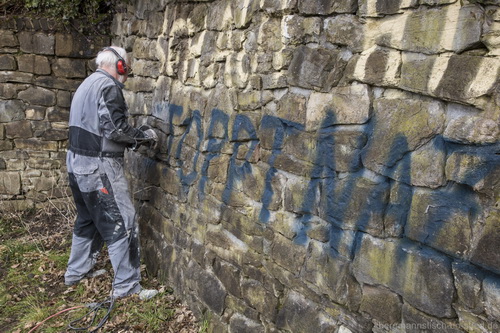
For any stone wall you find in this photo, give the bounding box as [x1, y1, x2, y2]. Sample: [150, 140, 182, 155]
[114, 0, 500, 332]
[0, 18, 109, 212]
[2, 0, 499, 332]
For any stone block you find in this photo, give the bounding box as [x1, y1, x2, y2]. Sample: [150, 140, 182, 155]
[18, 31, 55, 55]
[324, 15, 365, 52]
[455, 308, 500, 333]
[34, 76, 82, 91]
[0, 171, 21, 195]
[186, 260, 227, 315]
[0, 100, 25, 122]
[241, 278, 278, 320]
[359, 285, 402, 324]
[17, 54, 51, 75]
[483, 20, 500, 56]
[402, 303, 462, 333]
[406, 185, 479, 258]
[224, 51, 250, 89]
[214, 259, 242, 298]
[445, 144, 500, 197]
[0, 71, 33, 84]
[270, 232, 307, 273]
[13, 139, 58, 151]
[408, 136, 446, 188]
[432, 54, 499, 104]
[0, 55, 16, 70]
[359, 0, 408, 17]
[131, 59, 162, 78]
[0, 83, 29, 99]
[228, 313, 264, 333]
[302, 240, 360, 306]
[0, 30, 18, 48]
[307, 84, 371, 130]
[372, 3, 482, 54]
[471, 207, 500, 274]
[361, 94, 445, 175]
[353, 234, 455, 318]
[232, 0, 260, 29]
[56, 90, 71, 108]
[18, 86, 56, 106]
[5, 120, 33, 139]
[276, 290, 337, 332]
[237, 90, 261, 111]
[452, 262, 484, 314]
[288, 46, 348, 91]
[319, 172, 389, 236]
[55, 33, 110, 58]
[352, 45, 401, 87]
[52, 58, 87, 78]
[444, 116, 499, 145]
[298, 0, 357, 14]
[282, 15, 322, 45]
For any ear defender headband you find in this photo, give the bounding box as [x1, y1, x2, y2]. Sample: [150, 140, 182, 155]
[103, 47, 128, 75]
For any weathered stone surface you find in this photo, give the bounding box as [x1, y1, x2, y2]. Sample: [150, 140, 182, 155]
[17, 54, 51, 75]
[0, 71, 33, 84]
[359, 0, 407, 17]
[288, 46, 348, 91]
[55, 33, 110, 58]
[445, 144, 500, 197]
[402, 303, 462, 333]
[408, 137, 446, 188]
[444, 116, 499, 145]
[324, 15, 364, 52]
[270, 232, 307, 273]
[455, 308, 500, 333]
[371, 3, 483, 54]
[186, 260, 227, 315]
[481, 275, 500, 322]
[320, 172, 389, 236]
[298, 0, 357, 14]
[18, 32, 55, 55]
[276, 290, 337, 332]
[359, 285, 402, 324]
[228, 313, 264, 333]
[0, 171, 21, 195]
[34, 76, 81, 91]
[282, 15, 322, 45]
[224, 51, 250, 89]
[406, 185, 479, 258]
[0, 30, 18, 48]
[5, 121, 33, 139]
[18, 87, 56, 106]
[13, 139, 58, 151]
[362, 94, 445, 175]
[0, 100, 25, 122]
[0, 55, 16, 70]
[307, 84, 371, 130]
[303, 240, 361, 307]
[241, 278, 278, 320]
[471, 207, 500, 274]
[352, 46, 401, 87]
[52, 58, 87, 78]
[232, 0, 259, 29]
[452, 262, 484, 314]
[353, 234, 455, 318]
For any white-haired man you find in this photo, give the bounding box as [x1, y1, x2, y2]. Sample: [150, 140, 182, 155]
[64, 46, 158, 300]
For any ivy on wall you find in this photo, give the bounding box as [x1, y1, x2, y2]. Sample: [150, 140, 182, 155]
[0, 0, 125, 32]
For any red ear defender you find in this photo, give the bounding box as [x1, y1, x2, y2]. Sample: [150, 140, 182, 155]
[103, 47, 128, 75]
[116, 59, 128, 75]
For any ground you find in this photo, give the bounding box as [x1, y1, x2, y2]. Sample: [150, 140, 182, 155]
[0, 207, 203, 333]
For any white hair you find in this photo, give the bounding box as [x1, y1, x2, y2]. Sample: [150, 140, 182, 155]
[95, 46, 128, 68]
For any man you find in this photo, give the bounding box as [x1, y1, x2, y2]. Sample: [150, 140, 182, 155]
[64, 46, 158, 300]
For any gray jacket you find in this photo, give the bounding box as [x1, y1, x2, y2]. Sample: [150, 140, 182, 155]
[68, 69, 146, 157]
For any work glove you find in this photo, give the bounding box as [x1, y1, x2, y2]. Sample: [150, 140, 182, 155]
[143, 128, 158, 142]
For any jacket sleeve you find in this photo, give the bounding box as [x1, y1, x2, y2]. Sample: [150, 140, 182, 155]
[98, 85, 146, 145]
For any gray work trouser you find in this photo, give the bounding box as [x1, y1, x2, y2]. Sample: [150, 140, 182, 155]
[64, 153, 141, 298]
